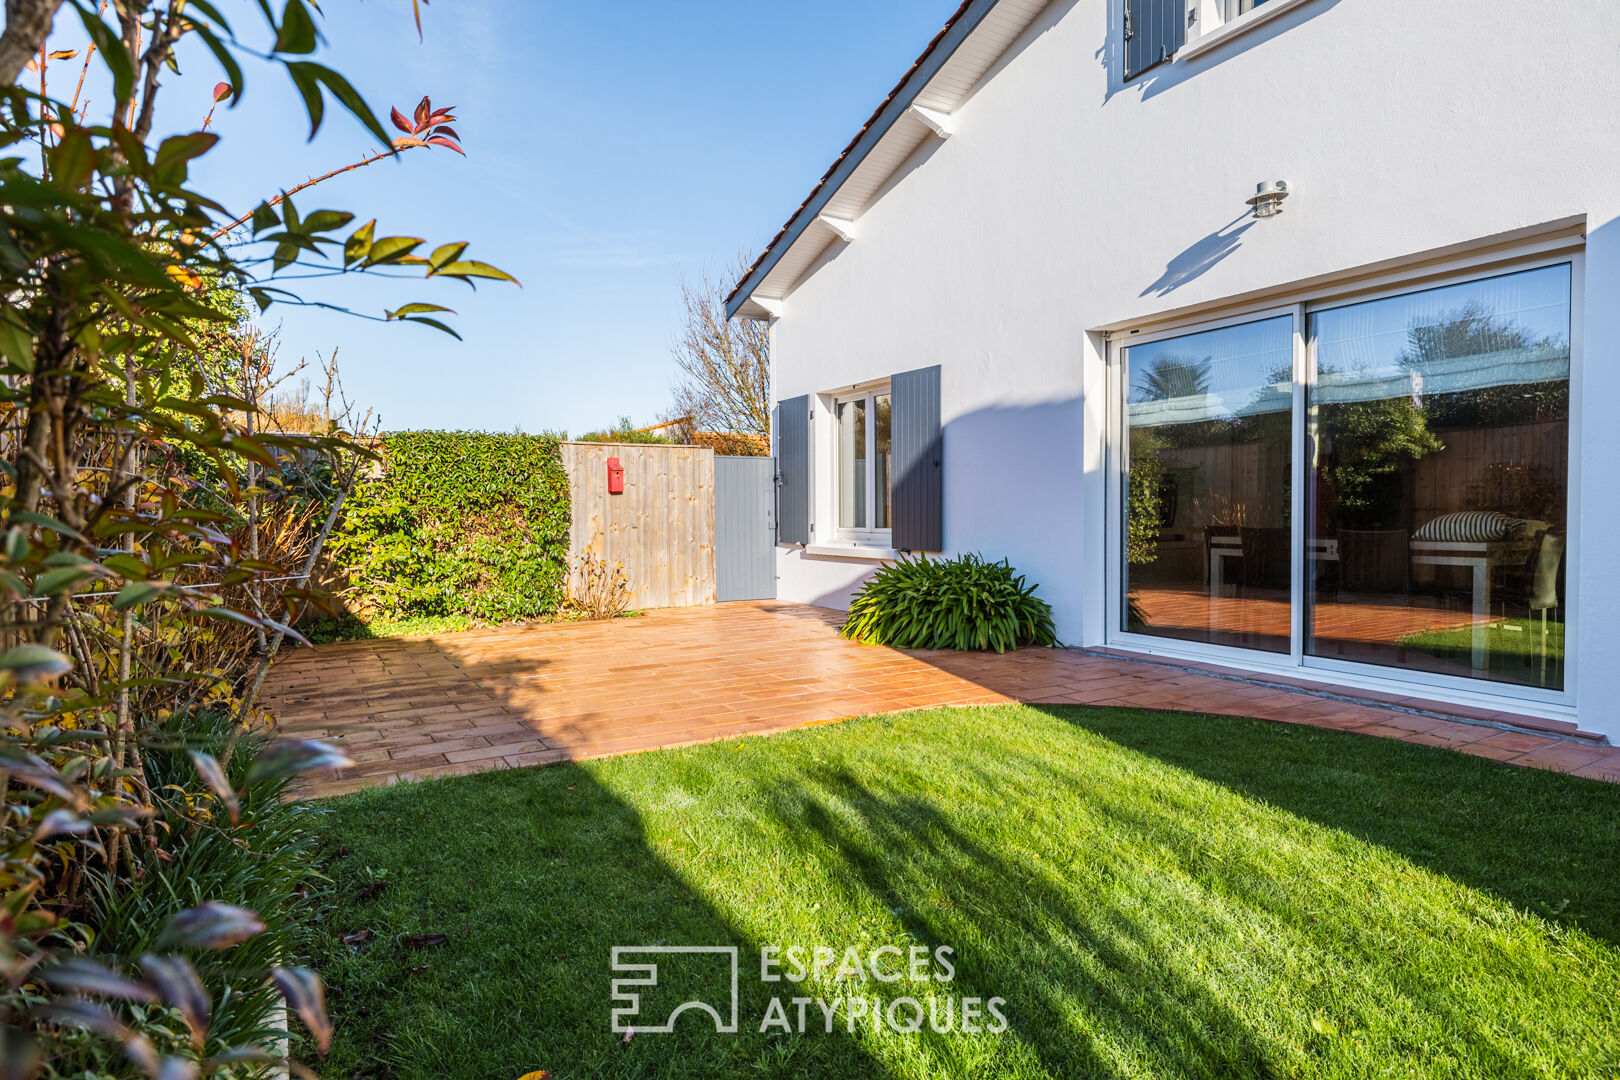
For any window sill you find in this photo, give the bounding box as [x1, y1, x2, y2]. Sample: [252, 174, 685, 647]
[802, 543, 901, 562]
[1178, 0, 1317, 63]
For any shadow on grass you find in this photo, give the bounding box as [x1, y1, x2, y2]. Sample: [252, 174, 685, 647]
[1032, 705, 1620, 945]
[759, 763, 1283, 1079]
[314, 764, 898, 1080]
[310, 702, 1619, 1079]
[753, 712, 1619, 1077]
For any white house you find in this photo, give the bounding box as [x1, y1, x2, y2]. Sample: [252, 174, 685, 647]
[728, 0, 1620, 741]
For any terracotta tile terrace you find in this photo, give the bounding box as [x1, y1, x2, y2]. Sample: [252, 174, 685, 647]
[262, 601, 1617, 798]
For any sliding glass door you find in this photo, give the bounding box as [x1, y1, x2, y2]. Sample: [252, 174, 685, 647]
[1121, 316, 1294, 653]
[1307, 265, 1571, 690]
[1117, 261, 1574, 697]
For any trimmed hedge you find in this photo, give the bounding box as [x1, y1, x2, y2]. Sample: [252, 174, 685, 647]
[334, 431, 571, 623]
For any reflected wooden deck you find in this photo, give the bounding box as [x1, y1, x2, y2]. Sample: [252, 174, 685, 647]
[1134, 588, 1486, 645]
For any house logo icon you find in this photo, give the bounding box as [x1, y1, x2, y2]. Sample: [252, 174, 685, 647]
[610, 946, 740, 1034]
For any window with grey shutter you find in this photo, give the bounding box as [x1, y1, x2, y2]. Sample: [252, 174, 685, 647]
[890, 366, 942, 552]
[1124, 0, 1185, 80]
[775, 395, 810, 545]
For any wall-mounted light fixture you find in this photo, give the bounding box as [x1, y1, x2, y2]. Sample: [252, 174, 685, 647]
[1246, 180, 1291, 219]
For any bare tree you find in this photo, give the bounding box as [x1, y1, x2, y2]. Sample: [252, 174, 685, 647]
[670, 253, 770, 442]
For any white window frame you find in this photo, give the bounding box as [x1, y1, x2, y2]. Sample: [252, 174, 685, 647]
[1105, 247, 1584, 720]
[830, 381, 893, 546]
[1180, 0, 1319, 62]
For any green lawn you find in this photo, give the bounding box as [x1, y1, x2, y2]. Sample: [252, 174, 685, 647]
[307, 610, 647, 643]
[311, 705, 1620, 1079]
[1399, 618, 1565, 686]
[306, 612, 476, 643]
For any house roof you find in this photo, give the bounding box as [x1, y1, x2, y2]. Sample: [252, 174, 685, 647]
[726, 0, 1052, 320]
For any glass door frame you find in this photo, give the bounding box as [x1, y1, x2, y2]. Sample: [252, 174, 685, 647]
[1104, 250, 1583, 713]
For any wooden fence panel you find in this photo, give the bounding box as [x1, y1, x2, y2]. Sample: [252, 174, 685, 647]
[560, 442, 716, 609]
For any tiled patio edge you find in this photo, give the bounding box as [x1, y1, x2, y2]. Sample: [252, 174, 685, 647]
[266, 602, 1620, 796]
[1084, 647, 1604, 744]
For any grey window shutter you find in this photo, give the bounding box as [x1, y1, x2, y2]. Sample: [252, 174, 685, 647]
[775, 395, 810, 545]
[1124, 0, 1185, 80]
[890, 365, 942, 552]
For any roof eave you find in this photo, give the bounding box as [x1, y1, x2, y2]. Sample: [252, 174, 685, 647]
[725, 0, 1003, 321]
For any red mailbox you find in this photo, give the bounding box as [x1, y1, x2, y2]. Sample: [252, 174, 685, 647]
[607, 456, 625, 495]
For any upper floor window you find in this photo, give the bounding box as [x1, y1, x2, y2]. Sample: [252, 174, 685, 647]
[1126, 0, 1304, 80]
[1221, 0, 1268, 22]
[1123, 0, 1185, 80]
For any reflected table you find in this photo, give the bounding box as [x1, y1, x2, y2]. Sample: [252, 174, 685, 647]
[1207, 536, 1340, 634]
[1409, 540, 1491, 670]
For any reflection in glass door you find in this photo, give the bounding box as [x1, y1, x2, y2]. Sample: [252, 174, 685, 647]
[1307, 265, 1571, 691]
[1118, 261, 1574, 696]
[1122, 316, 1294, 652]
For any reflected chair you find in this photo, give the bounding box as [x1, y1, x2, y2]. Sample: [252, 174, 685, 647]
[1204, 528, 1243, 594]
[1493, 527, 1565, 685]
[1339, 529, 1411, 596]
[1241, 526, 1291, 592]
[1530, 532, 1565, 685]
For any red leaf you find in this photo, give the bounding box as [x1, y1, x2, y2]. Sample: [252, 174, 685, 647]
[413, 95, 431, 131]
[426, 108, 456, 126]
[212, 81, 232, 102]
[188, 751, 240, 825]
[425, 136, 465, 155]
[156, 903, 265, 950]
[43, 958, 159, 1003]
[271, 966, 333, 1056]
[245, 739, 355, 783]
[429, 125, 459, 142]
[139, 955, 210, 1049]
[390, 106, 413, 134]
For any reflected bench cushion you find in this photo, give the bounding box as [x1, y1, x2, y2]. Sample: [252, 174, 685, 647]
[1413, 511, 1531, 542]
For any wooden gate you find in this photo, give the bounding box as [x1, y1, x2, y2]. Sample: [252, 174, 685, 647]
[561, 442, 716, 609]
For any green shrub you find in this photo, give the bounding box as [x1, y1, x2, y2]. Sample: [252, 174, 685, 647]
[574, 415, 675, 444]
[840, 554, 1058, 653]
[41, 714, 326, 1074]
[306, 612, 476, 643]
[334, 431, 571, 623]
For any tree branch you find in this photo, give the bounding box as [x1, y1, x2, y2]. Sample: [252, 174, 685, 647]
[212, 146, 408, 240]
[0, 0, 66, 86]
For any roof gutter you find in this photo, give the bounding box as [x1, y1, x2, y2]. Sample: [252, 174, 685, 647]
[725, 0, 1005, 321]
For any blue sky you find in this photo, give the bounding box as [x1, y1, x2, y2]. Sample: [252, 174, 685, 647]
[61, 0, 953, 434]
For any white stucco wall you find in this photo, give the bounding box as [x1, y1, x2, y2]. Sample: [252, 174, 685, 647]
[764, 0, 1620, 734]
